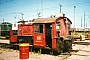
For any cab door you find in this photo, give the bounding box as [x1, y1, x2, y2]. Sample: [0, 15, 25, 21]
[33, 24, 46, 48]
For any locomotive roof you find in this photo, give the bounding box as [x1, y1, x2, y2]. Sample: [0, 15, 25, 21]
[17, 20, 28, 23]
[33, 17, 72, 24]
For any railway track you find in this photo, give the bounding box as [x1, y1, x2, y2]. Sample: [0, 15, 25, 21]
[0, 39, 90, 55]
[0, 39, 10, 44]
[74, 40, 90, 45]
[0, 43, 79, 56]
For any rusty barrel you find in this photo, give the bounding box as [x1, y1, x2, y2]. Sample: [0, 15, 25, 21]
[19, 43, 29, 59]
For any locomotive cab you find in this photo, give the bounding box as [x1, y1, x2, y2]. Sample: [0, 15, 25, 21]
[33, 16, 73, 52]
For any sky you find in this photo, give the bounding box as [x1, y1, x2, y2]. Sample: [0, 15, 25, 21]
[0, 0, 90, 28]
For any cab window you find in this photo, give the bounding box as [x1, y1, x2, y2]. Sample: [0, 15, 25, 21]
[56, 22, 60, 30]
[67, 23, 70, 29]
[34, 24, 43, 33]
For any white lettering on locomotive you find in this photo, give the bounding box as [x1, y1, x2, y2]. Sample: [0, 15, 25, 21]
[37, 36, 41, 40]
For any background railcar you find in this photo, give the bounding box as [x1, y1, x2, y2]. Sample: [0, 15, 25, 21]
[0, 22, 12, 39]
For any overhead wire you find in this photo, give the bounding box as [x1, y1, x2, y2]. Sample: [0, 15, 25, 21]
[0, 0, 90, 21]
[0, 8, 90, 16]
[0, 0, 54, 9]
[0, 0, 56, 17]
[62, 1, 90, 7]
[0, 0, 13, 4]
[0, 0, 90, 13]
[0, 1, 90, 13]
[0, 6, 58, 16]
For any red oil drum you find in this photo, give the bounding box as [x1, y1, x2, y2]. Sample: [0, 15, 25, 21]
[19, 43, 29, 59]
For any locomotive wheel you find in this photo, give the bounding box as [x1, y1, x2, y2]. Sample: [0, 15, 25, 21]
[56, 39, 64, 53]
[64, 41, 72, 51]
[53, 50, 61, 55]
[68, 36, 74, 50]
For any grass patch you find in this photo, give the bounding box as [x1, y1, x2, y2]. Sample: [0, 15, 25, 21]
[38, 49, 42, 55]
[30, 48, 33, 54]
[61, 54, 71, 60]
[0, 52, 2, 54]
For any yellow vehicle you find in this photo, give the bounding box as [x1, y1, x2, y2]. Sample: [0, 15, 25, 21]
[71, 32, 85, 41]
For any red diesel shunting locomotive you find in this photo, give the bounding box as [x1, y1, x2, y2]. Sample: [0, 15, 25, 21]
[10, 14, 74, 53]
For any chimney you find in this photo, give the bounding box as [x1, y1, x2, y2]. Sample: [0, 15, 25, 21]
[57, 13, 65, 17]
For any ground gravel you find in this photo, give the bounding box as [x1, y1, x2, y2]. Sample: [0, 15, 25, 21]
[0, 44, 90, 60]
